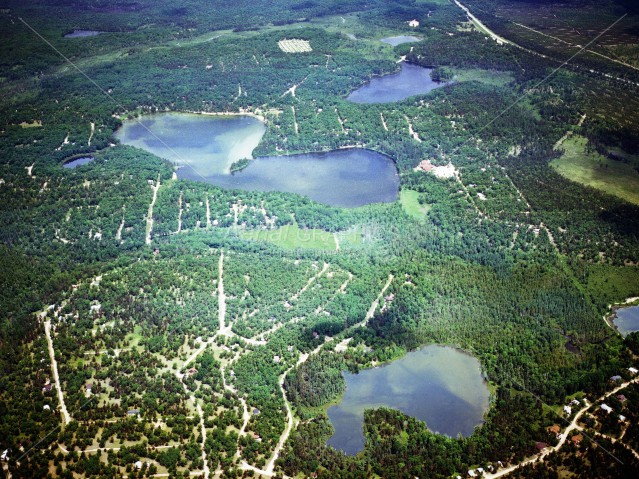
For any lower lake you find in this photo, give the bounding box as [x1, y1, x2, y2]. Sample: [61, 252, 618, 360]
[114, 113, 399, 207]
[613, 305, 639, 337]
[347, 63, 448, 104]
[326, 345, 490, 455]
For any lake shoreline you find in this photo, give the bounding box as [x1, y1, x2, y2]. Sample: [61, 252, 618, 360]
[605, 297, 639, 335]
[326, 344, 491, 455]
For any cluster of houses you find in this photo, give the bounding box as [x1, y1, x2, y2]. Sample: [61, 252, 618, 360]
[463, 463, 502, 478]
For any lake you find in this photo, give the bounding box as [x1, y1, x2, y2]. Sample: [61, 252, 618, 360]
[380, 35, 422, 46]
[613, 305, 639, 336]
[64, 30, 103, 38]
[326, 345, 490, 455]
[115, 113, 399, 207]
[347, 63, 448, 104]
[63, 156, 95, 169]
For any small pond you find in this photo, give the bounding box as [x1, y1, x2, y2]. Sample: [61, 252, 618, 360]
[63, 156, 95, 169]
[380, 35, 422, 46]
[64, 30, 103, 38]
[326, 345, 490, 455]
[613, 305, 639, 337]
[114, 113, 399, 207]
[347, 62, 448, 103]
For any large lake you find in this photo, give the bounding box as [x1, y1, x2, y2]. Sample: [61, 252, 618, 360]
[613, 305, 639, 336]
[347, 63, 448, 104]
[326, 345, 490, 455]
[114, 113, 399, 207]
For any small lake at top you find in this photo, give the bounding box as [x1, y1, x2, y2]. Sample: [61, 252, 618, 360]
[63, 157, 95, 169]
[613, 305, 639, 336]
[114, 113, 399, 207]
[347, 63, 448, 103]
[64, 30, 103, 38]
[326, 345, 490, 455]
[380, 35, 422, 46]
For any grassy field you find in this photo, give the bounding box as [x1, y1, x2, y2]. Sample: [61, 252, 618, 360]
[241, 224, 337, 250]
[551, 136, 639, 206]
[400, 189, 431, 220]
[454, 68, 514, 87]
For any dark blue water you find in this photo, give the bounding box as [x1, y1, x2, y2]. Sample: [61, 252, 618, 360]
[326, 345, 490, 455]
[181, 148, 399, 208]
[347, 63, 448, 104]
[614, 305, 639, 336]
[63, 157, 95, 169]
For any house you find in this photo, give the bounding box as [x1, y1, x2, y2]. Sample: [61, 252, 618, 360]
[468, 470, 476, 478]
[134, 460, 143, 469]
[619, 414, 626, 422]
[43, 404, 50, 411]
[571, 399, 580, 406]
[187, 368, 197, 376]
[42, 383, 53, 393]
[273, 355, 281, 363]
[563, 405, 572, 415]
[549, 424, 561, 436]
[617, 394, 627, 403]
[571, 434, 583, 445]
[408, 19, 420, 28]
[535, 442, 548, 451]
[253, 407, 260, 416]
[86, 383, 93, 394]
[610, 375, 622, 382]
[601, 404, 613, 414]
[127, 409, 140, 415]
[1, 450, 8, 461]
[629, 367, 638, 374]
[384, 293, 395, 303]
[477, 467, 485, 475]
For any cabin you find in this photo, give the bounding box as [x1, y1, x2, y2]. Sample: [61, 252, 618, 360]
[570, 399, 580, 406]
[600, 404, 613, 414]
[563, 405, 572, 415]
[548, 424, 561, 436]
[619, 414, 627, 422]
[617, 394, 627, 403]
[408, 19, 420, 28]
[571, 434, 583, 445]
[628, 367, 638, 374]
[468, 470, 476, 478]
[42, 383, 53, 393]
[187, 368, 198, 376]
[535, 442, 548, 451]
[610, 375, 622, 382]
[127, 409, 140, 415]
[384, 293, 395, 303]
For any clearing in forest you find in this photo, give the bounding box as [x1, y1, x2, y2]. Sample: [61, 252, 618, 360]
[241, 223, 336, 250]
[400, 189, 431, 219]
[278, 38, 312, 53]
[550, 135, 639, 206]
